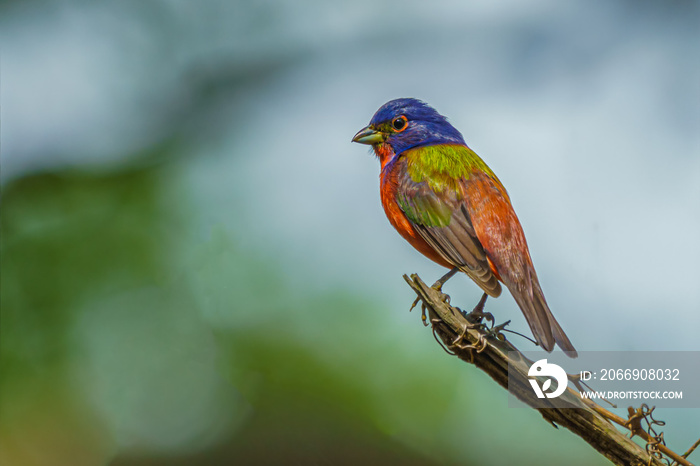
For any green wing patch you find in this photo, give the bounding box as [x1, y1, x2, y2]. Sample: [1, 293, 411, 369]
[397, 193, 452, 227]
[405, 144, 497, 193]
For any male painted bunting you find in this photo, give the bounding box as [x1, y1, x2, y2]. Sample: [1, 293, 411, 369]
[352, 98, 577, 356]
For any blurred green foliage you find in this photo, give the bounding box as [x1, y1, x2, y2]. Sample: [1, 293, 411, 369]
[1, 167, 168, 380]
[1, 157, 610, 465]
[1, 165, 168, 465]
[0, 160, 455, 465]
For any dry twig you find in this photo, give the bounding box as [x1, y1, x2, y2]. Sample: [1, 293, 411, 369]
[404, 273, 697, 466]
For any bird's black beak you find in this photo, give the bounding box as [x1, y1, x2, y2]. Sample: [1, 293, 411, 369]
[352, 125, 384, 145]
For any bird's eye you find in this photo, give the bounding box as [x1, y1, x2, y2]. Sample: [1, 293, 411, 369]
[392, 116, 408, 132]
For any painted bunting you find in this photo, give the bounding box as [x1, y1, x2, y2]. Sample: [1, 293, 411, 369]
[352, 98, 577, 356]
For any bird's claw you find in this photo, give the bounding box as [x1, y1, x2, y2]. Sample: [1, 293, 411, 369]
[468, 292, 489, 315]
[410, 282, 452, 327]
[421, 304, 429, 327]
[428, 279, 451, 305]
[409, 297, 430, 327]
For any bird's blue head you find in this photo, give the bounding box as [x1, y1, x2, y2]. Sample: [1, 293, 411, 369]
[352, 98, 466, 155]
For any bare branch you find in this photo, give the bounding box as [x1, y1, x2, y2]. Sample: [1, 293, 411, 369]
[404, 273, 697, 466]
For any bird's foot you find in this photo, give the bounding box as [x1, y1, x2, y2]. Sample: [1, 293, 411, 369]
[469, 292, 489, 314]
[462, 303, 493, 328]
[459, 293, 492, 323]
[409, 296, 427, 326]
[410, 281, 452, 327]
[428, 277, 452, 305]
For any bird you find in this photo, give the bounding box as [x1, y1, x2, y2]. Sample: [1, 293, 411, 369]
[352, 98, 577, 356]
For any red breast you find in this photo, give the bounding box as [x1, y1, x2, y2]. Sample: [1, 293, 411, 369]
[376, 144, 454, 270]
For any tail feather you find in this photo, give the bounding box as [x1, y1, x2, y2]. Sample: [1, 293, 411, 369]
[509, 271, 577, 358]
[549, 310, 578, 357]
[532, 279, 578, 357]
[510, 291, 555, 352]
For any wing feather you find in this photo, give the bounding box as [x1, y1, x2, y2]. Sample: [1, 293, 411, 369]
[460, 171, 577, 355]
[395, 159, 501, 297]
[391, 145, 576, 355]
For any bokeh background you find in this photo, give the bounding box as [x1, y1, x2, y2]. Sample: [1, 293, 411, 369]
[2, 1, 699, 465]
